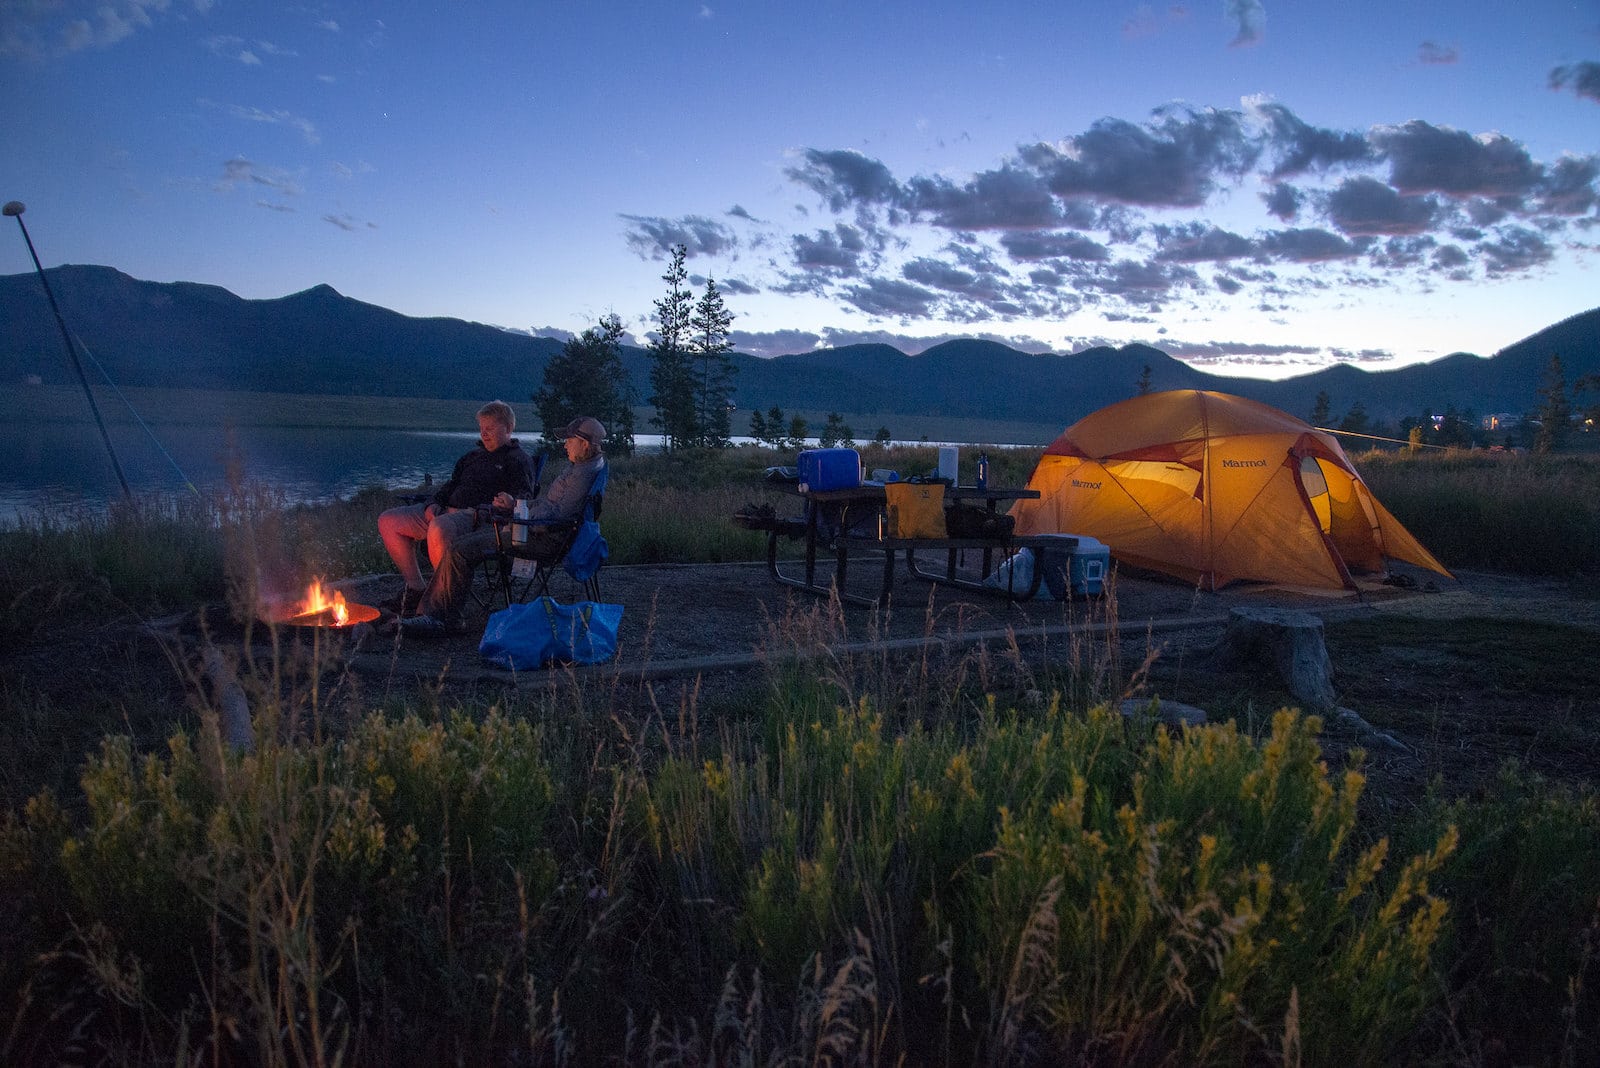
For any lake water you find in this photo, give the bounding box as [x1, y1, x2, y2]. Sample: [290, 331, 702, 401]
[0, 423, 987, 523]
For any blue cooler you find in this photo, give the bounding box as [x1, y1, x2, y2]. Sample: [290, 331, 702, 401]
[1038, 535, 1111, 598]
[797, 448, 861, 492]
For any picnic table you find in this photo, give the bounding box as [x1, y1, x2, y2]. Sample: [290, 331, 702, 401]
[740, 482, 1061, 608]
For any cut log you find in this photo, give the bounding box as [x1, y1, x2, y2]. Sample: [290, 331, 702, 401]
[1203, 606, 1338, 711]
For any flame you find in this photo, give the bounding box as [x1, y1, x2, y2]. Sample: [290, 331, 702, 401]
[296, 577, 349, 625]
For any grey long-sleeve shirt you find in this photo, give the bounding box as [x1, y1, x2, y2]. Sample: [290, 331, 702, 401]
[525, 455, 605, 524]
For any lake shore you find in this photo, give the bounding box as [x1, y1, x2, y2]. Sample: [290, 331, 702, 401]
[5, 383, 1067, 444]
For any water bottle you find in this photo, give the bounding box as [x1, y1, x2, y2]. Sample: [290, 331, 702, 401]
[976, 452, 989, 490]
[512, 497, 529, 544]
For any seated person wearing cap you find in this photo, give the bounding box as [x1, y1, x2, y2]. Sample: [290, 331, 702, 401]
[401, 415, 607, 637]
[379, 400, 536, 620]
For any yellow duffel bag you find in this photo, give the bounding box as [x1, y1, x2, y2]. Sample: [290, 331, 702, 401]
[885, 482, 946, 538]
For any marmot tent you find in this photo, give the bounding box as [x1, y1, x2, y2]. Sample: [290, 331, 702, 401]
[1011, 390, 1451, 590]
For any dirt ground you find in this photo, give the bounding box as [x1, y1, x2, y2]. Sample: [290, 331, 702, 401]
[5, 555, 1597, 814]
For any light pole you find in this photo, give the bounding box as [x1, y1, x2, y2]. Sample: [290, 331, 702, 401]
[4, 200, 132, 500]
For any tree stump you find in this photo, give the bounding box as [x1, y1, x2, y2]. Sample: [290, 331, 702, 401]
[1203, 606, 1338, 711]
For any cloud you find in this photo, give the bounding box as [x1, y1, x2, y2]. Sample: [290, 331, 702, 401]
[904, 165, 1065, 229]
[206, 99, 321, 144]
[684, 97, 1588, 350]
[728, 328, 822, 357]
[1251, 101, 1373, 177]
[791, 224, 874, 275]
[1262, 181, 1301, 220]
[1324, 176, 1438, 235]
[217, 157, 302, 196]
[784, 148, 903, 213]
[839, 277, 941, 318]
[1550, 61, 1600, 103]
[1225, 0, 1265, 47]
[1152, 222, 1254, 262]
[1477, 226, 1554, 275]
[999, 230, 1111, 261]
[1536, 155, 1600, 215]
[715, 277, 761, 296]
[2, 0, 215, 57]
[322, 213, 376, 232]
[620, 214, 738, 258]
[316, 19, 340, 32]
[1257, 227, 1360, 261]
[1018, 107, 1261, 208]
[1373, 120, 1542, 197]
[1417, 40, 1459, 65]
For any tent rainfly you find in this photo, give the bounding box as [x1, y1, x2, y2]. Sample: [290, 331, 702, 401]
[1010, 390, 1452, 590]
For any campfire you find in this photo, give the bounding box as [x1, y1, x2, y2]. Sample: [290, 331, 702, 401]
[269, 577, 380, 628]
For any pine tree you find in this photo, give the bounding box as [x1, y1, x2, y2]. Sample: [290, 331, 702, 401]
[1136, 364, 1153, 395]
[1338, 402, 1369, 435]
[818, 412, 854, 448]
[786, 413, 809, 449]
[647, 245, 696, 452]
[1534, 355, 1572, 454]
[688, 277, 736, 448]
[1310, 390, 1332, 427]
[532, 313, 635, 456]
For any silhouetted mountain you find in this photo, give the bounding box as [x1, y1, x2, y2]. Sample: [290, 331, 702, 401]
[5, 265, 1596, 432]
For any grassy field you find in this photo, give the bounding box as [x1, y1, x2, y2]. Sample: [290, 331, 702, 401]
[2, 447, 1599, 1064]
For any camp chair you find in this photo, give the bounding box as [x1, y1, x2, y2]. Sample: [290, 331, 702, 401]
[487, 463, 609, 607]
[470, 453, 547, 610]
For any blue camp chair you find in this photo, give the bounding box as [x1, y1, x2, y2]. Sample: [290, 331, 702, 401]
[488, 462, 609, 607]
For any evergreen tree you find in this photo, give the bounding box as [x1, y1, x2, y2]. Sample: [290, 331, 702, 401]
[532, 312, 635, 456]
[1338, 402, 1369, 436]
[873, 426, 892, 446]
[1534, 355, 1572, 454]
[749, 405, 792, 448]
[647, 245, 696, 452]
[1136, 364, 1153, 395]
[688, 277, 736, 448]
[786, 414, 809, 449]
[818, 412, 854, 448]
[1310, 390, 1332, 427]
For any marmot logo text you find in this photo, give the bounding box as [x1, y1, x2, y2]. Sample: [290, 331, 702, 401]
[1222, 459, 1268, 468]
[1071, 478, 1102, 489]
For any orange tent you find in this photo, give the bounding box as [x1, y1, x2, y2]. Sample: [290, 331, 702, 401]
[1011, 390, 1451, 590]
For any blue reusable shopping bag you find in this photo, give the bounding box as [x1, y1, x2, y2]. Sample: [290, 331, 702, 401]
[479, 596, 622, 670]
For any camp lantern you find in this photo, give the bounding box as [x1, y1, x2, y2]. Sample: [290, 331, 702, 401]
[1010, 390, 1452, 591]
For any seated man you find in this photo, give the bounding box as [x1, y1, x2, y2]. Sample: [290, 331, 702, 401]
[378, 400, 536, 624]
[400, 415, 608, 637]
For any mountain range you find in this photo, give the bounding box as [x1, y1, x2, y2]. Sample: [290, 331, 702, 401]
[4, 265, 1597, 433]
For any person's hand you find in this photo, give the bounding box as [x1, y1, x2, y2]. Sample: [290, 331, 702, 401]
[493, 492, 515, 511]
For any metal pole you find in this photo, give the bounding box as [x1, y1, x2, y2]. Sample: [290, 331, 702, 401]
[3, 200, 132, 500]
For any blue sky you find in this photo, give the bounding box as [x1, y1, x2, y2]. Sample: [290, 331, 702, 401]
[3, 1, 1598, 379]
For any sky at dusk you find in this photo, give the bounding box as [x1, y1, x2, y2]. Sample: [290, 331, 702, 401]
[3, 1, 1599, 380]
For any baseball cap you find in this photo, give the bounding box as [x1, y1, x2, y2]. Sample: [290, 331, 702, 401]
[562, 416, 607, 447]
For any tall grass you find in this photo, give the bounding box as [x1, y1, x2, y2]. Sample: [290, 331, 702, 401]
[1355, 449, 1600, 574]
